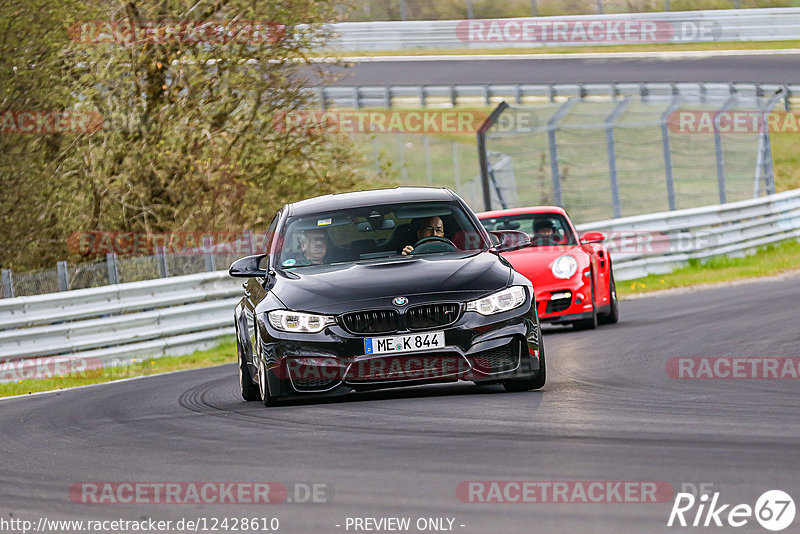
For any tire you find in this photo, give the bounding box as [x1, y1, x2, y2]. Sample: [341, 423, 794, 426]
[573, 269, 597, 331]
[598, 271, 619, 325]
[257, 354, 279, 407]
[253, 325, 279, 407]
[237, 323, 260, 401]
[503, 337, 546, 392]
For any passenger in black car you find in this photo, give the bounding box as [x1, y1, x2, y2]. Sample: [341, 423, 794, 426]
[298, 229, 330, 265]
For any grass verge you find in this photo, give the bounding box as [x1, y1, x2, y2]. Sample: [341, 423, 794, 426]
[0, 337, 236, 398]
[322, 40, 800, 58]
[617, 239, 800, 297]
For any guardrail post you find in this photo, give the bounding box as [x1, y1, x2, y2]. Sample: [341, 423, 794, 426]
[106, 253, 119, 285]
[384, 87, 392, 108]
[546, 98, 578, 208]
[318, 88, 326, 110]
[57, 261, 69, 292]
[604, 97, 631, 219]
[1, 269, 13, 298]
[352, 86, 360, 109]
[661, 96, 683, 211]
[530, 0, 538, 16]
[202, 237, 216, 272]
[157, 247, 170, 278]
[714, 96, 737, 204]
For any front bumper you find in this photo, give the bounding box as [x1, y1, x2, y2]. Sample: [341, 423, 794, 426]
[535, 275, 594, 323]
[258, 307, 541, 399]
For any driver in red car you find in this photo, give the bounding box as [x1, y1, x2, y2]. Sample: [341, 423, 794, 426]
[401, 216, 445, 255]
[532, 219, 560, 246]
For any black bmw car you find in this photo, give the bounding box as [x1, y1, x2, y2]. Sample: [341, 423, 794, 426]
[230, 187, 545, 406]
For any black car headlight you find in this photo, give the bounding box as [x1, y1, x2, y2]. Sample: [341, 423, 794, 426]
[267, 310, 336, 333]
[466, 286, 527, 316]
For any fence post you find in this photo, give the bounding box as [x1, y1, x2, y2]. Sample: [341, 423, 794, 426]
[546, 98, 578, 208]
[57, 261, 69, 292]
[1, 269, 13, 298]
[202, 236, 216, 272]
[106, 253, 119, 285]
[714, 96, 737, 204]
[452, 142, 462, 192]
[755, 90, 784, 197]
[157, 247, 170, 278]
[397, 133, 408, 183]
[604, 97, 631, 219]
[424, 136, 433, 185]
[477, 102, 510, 211]
[661, 95, 683, 211]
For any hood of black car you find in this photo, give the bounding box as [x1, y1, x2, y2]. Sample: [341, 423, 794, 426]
[268, 252, 512, 314]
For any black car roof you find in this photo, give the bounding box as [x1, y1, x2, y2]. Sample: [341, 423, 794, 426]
[287, 187, 457, 217]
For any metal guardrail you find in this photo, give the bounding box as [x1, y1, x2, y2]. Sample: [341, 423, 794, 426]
[327, 8, 800, 51]
[318, 82, 799, 110]
[1, 190, 799, 378]
[0, 272, 239, 382]
[578, 189, 800, 281]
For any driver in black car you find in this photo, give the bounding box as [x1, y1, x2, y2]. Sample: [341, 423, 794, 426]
[401, 216, 445, 255]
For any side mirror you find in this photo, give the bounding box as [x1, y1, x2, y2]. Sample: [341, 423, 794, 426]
[490, 230, 531, 252]
[229, 254, 269, 278]
[580, 231, 605, 245]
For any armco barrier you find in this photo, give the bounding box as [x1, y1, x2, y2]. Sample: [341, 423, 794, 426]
[578, 189, 800, 281]
[318, 82, 799, 110]
[0, 272, 240, 382]
[2, 190, 799, 378]
[327, 8, 800, 51]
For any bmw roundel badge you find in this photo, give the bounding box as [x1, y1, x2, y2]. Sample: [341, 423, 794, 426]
[393, 296, 408, 306]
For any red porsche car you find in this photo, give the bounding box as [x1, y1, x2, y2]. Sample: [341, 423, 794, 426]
[477, 206, 618, 330]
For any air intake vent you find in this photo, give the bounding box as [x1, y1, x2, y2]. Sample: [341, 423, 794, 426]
[406, 303, 461, 330]
[341, 310, 399, 335]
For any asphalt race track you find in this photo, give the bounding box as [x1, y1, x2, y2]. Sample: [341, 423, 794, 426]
[1, 275, 799, 534]
[325, 52, 800, 85]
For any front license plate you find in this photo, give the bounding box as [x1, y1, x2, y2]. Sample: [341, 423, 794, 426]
[364, 331, 445, 355]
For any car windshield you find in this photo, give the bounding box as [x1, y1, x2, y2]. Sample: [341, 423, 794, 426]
[275, 201, 490, 269]
[480, 213, 577, 247]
